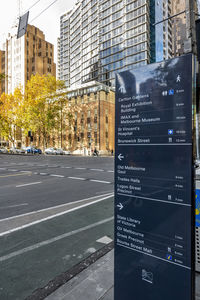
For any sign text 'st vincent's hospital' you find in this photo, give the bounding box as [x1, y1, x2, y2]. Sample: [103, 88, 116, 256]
[114, 54, 195, 300]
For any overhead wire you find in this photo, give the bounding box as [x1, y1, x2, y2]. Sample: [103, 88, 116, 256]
[24, 0, 42, 14]
[29, 0, 60, 23]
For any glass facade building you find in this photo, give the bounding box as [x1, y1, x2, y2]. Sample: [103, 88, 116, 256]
[59, 0, 172, 88]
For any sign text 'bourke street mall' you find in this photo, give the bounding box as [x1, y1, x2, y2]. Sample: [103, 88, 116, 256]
[114, 54, 195, 300]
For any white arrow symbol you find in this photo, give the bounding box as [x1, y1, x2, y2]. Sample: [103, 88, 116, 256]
[117, 203, 124, 210]
[118, 154, 124, 161]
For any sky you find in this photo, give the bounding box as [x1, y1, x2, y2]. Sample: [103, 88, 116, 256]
[0, 0, 76, 60]
[0, 0, 200, 62]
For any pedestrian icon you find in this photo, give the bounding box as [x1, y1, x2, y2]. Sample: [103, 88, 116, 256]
[176, 75, 181, 83]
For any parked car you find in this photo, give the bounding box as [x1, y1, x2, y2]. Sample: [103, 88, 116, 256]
[20, 147, 26, 154]
[63, 150, 71, 155]
[55, 148, 64, 155]
[44, 147, 56, 155]
[35, 148, 42, 154]
[10, 147, 21, 154]
[0, 147, 8, 154]
[24, 146, 42, 154]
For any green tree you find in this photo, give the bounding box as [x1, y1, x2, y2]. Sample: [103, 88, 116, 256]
[0, 88, 23, 146]
[22, 73, 66, 148]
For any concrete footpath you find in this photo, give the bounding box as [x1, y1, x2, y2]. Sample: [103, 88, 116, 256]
[43, 249, 200, 300]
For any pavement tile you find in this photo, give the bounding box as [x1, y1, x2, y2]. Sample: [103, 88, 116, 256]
[45, 250, 114, 300]
[45, 249, 200, 300]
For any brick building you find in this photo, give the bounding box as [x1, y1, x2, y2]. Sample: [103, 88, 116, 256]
[5, 24, 56, 94]
[34, 81, 115, 154]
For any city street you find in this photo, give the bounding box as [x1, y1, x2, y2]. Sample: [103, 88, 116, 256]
[0, 154, 114, 299]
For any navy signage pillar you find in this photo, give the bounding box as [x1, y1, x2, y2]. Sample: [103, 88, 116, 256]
[114, 54, 195, 300]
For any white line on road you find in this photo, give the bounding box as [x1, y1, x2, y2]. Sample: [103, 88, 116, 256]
[0, 192, 113, 222]
[8, 169, 18, 172]
[68, 177, 86, 181]
[20, 171, 32, 173]
[90, 179, 111, 184]
[50, 174, 65, 178]
[90, 169, 104, 172]
[96, 236, 113, 245]
[61, 166, 72, 169]
[75, 167, 86, 170]
[0, 216, 114, 262]
[107, 170, 114, 173]
[16, 182, 42, 188]
[0, 203, 28, 209]
[39, 173, 47, 176]
[0, 168, 6, 170]
[0, 193, 114, 237]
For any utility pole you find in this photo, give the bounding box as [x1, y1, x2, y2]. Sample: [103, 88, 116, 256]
[18, 0, 21, 17]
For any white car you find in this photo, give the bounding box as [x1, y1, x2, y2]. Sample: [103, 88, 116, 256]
[0, 147, 8, 154]
[63, 150, 71, 155]
[44, 147, 56, 155]
[10, 147, 21, 154]
[55, 148, 64, 155]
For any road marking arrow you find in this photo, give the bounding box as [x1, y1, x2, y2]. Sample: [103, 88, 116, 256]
[118, 154, 124, 161]
[117, 203, 123, 210]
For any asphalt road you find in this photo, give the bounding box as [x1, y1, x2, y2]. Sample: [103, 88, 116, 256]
[0, 154, 114, 299]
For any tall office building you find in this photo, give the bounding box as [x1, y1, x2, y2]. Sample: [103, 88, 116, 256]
[150, 0, 172, 62]
[5, 24, 56, 94]
[59, 10, 71, 86]
[59, 0, 172, 88]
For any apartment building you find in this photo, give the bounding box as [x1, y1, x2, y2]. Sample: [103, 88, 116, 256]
[5, 24, 56, 94]
[59, 10, 71, 86]
[59, 0, 172, 88]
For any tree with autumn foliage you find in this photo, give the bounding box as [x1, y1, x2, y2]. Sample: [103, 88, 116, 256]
[0, 88, 23, 146]
[21, 73, 66, 148]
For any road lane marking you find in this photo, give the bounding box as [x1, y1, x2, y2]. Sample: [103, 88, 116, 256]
[0, 203, 28, 209]
[68, 177, 86, 181]
[0, 172, 31, 178]
[0, 192, 113, 222]
[50, 174, 65, 178]
[96, 236, 113, 244]
[16, 182, 42, 188]
[90, 179, 111, 184]
[7, 169, 18, 172]
[107, 170, 114, 173]
[20, 171, 32, 173]
[90, 169, 104, 172]
[75, 167, 86, 170]
[0, 193, 114, 236]
[61, 166, 72, 169]
[0, 168, 6, 170]
[39, 173, 47, 175]
[0, 216, 114, 262]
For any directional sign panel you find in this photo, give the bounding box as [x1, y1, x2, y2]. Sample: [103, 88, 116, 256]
[17, 11, 29, 39]
[114, 54, 195, 300]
